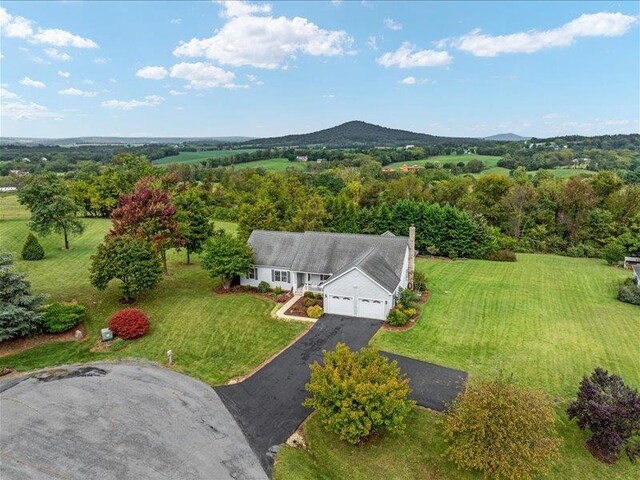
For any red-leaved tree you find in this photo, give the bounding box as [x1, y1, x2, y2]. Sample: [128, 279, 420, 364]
[110, 178, 183, 273]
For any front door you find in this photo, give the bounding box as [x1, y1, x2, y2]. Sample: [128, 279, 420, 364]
[296, 272, 305, 288]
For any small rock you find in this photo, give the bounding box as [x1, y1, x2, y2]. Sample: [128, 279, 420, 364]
[74, 330, 83, 339]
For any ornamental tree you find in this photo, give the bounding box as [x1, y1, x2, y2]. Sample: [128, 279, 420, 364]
[110, 178, 183, 273]
[21, 232, 45, 261]
[174, 189, 215, 265]
[567, 367, 640, 464]
[0, 253, 45, 341]
[90, 235, 163, 302]
[201, 232, 253, 289]
[304, 343, 414, 445]
[18, 173, 85, 250]
[443, 375, 560, 480]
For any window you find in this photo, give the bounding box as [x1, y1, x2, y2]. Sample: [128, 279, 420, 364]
[320, 274, 331, 282]
[246, 268, 258, 280]
[271, 270, 289, 283]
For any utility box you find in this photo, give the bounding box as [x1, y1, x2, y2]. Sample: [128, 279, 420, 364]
[101, 328, 113, 341]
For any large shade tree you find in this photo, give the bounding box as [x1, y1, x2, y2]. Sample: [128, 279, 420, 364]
[0, 253, 45, 341]
[110, 178, 183, 274]
[18, 173, 85, 250]
[201, 232, 253, 289]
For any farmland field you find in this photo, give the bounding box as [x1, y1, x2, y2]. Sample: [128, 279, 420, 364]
[385, 154, 502, 170]
[232, 157, 306, 171]
[153, 149, 257, 165]
[276, 254, 639, 480]
[0, 203, 305, 385]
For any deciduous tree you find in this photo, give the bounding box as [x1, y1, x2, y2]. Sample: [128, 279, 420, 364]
[175, 189, 215, 264]
[201, 232, 254, 289]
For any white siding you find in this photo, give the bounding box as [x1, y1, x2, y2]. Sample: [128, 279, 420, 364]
[239, 266, 296, 291]
[323, 268, 394, 318]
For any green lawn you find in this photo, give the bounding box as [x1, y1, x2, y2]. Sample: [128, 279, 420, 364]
[275, 254, 639, 480]
[232, 157, 306, 171]
[153, 149, 257, 165]
[386, 154, 502, 170]
[0, 194, 29, 221]
[0, 213, 306, 385]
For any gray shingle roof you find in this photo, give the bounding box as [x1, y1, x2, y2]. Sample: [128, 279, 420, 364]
[247, 230, 409, 292]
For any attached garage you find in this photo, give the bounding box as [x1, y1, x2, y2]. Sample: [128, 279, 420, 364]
[356, 298, 386, 320]
[325, 295, 354, 316]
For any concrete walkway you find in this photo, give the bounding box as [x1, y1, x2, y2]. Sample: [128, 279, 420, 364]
[273, 294, 314, 322]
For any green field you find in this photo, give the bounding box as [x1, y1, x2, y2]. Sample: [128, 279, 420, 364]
[0, 205, 305, 385]
[477, 166, 596, 179]
[232, 157, 306, 171]
[275, 255, 639, 480]
[153, 149, 257, 165]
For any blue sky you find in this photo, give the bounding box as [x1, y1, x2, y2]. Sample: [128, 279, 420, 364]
[1, 1, 638, 138]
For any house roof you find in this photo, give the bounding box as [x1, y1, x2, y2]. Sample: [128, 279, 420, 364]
[247, 230, 409, 292]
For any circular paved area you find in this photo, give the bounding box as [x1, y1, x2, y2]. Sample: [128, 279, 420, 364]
[0, 362, 267, 480]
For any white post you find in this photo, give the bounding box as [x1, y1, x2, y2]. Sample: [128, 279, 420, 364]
[167, 350, 173, 365]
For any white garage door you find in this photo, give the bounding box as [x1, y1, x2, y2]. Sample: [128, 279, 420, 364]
[326, 295, 354, 316]
[357, 298, 386, 320]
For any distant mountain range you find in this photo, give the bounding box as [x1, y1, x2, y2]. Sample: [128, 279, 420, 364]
[240, 121, 473, 147]
[484, 133, 530, 141]
[0, 136, 255, 146]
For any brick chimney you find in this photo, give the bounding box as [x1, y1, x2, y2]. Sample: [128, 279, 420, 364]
[408, 225, 415, 290]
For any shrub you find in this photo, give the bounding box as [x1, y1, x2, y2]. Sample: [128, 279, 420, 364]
[567, 367, 640, 464]
[21, 233, 45, 261]
[489, 249, 517, 262]
[273, 286, 283, 295]
[304, 343, 414, 445]
[304, 298, 317, 308]
[413, 270, 427, 292]
[386, 308, 409, 327]
[108, 308, 149, 340]
[617, 278, 640, 305]
[602, 241, 625, 266]
[398, 288, 418, 309]
[444, 375, 560, 480]
[42, 302, 85, 333]
[314, 293, 323, 300]
[276, 293, 289, 303]
[303, 291, 315, 299]
[257, 281, 270, 293]
[402, 307, 417, 318]
[307, 305, 323, 318]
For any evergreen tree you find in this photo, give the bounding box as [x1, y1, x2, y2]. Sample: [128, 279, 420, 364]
[0, 253, 45, 341]
[21, 233, 45, 261]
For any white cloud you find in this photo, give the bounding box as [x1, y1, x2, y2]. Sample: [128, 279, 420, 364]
[247, 74, 264, 85]
[58, 87, 98, 97]
[169, 62, 241, 89]
[31, 56, 51, 65]
[101, 95, 164, 110]
[19, 77, 46, 89]
[83, 79, 95, 85]
[399, 76, 431, 85]
[44, 48, 71, 61]
[1, 7, 98, 48]
[384, 18, 402, 31]
[109, 78, 117, 83]
[323, 93, 336, 98]
[377, 42, 452, 68]
[58, 70, 70, 78]
[93, 57, 108, 64]
[217, 1, 272, 18]
[173, 4, 353, 69]
[136, 66, 168, 80]
[0, 87, 19, 99]
[169, 89, 186, 95]
[367, 35, 378, 50]
[0, 101, 62, 120]
[170, 18, 182, 25]
[542, 112, 559, 120]
[444, 12, 638, 57]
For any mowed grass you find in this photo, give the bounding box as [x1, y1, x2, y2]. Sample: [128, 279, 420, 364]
[386, 154, 502, 170]
[153, 149, 257, 165]
[276, 255, 639, 480]
[0, 194, 29, 220]
[0, 208, 306, 384]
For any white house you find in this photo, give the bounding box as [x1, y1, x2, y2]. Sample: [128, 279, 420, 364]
[633, 265, 640, 288]
[240, 228, 416, 320]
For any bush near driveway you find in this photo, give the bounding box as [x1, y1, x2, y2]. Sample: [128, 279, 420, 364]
[443, 375, 560, 480]
[567, 367, 640, 464]
[108, 308, 150, 340]
[304, 343, 414, 445]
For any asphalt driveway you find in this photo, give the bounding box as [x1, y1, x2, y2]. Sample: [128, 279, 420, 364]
[0, 362, 266, 480]
[216, 314, 467, 474]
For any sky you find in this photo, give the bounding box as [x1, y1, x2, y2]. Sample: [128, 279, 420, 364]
[0, 0, 639, 139]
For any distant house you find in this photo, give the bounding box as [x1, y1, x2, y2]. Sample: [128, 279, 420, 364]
[295, 155, 308, 162]
[382, 168, 395, 175]
[624, 257, 640, 269]
[240, 229, 416, 320]
[404, 145, 415, 149]
[40, 157, 48, 162]
[632, 265, 640, 288]
[21, 157, 31, 163]
[0, 185, 17, 193]
[400, 164, 421, 173]
[316, 158, 326, 164]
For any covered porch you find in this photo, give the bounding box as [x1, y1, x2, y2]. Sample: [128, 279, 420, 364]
[293, 271, 329, 294]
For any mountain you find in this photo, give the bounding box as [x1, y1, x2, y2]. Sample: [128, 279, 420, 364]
[240, 121, 471, 147]
[484, 133, 529, 141]
[0, 136, 255, 146]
